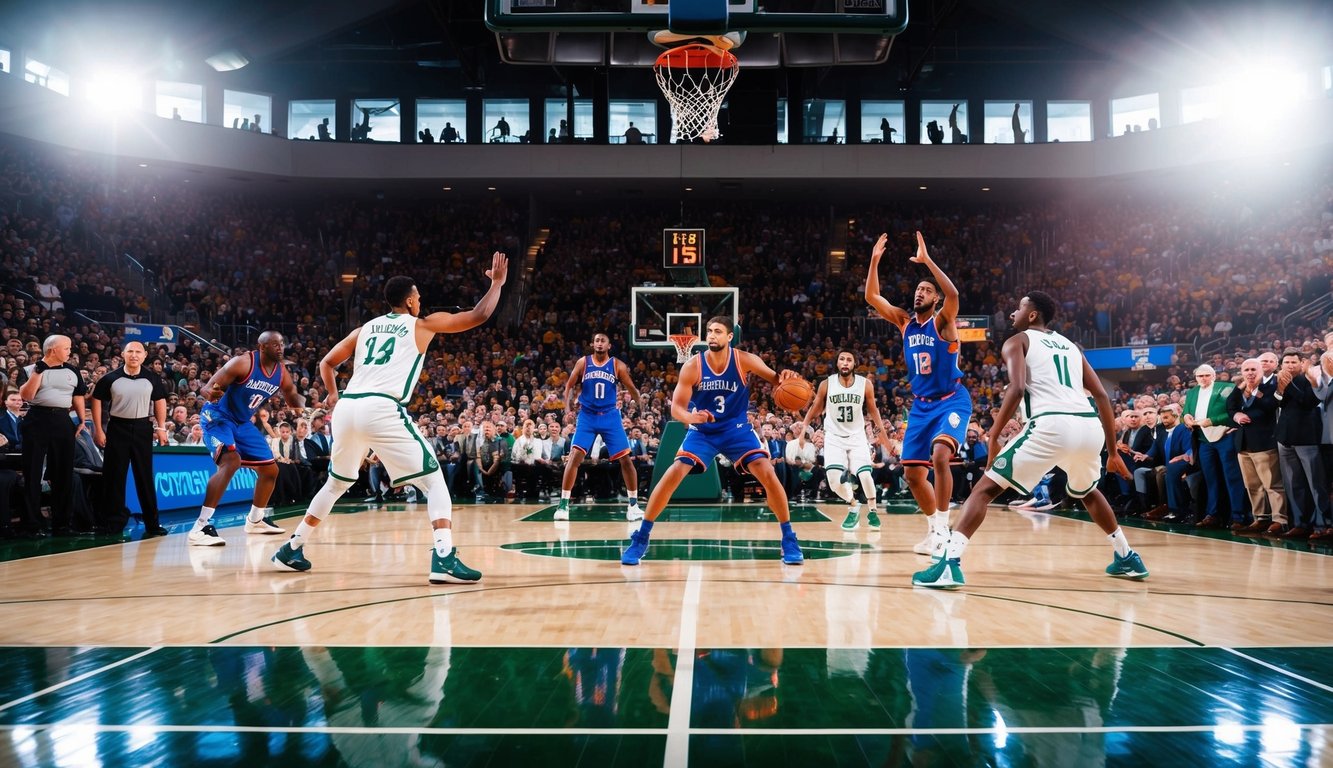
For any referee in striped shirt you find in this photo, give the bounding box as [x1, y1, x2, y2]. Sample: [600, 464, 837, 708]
[91, 341, 170, 537]
[18, 334, 88, 536]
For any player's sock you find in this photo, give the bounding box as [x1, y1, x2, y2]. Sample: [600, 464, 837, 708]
[290, 520, 317, 548]
[944, 530, 971, 560]
[926, 511, 948, 535]
[192, 507, 216, 533]
[639, 520, 655, 536]
[628, 496, 640, 507]
[247, 505, 266, 523]
[780, 521, 794, 537]
[433, 527, 454, 556]
[856, 471, 878, 515]
[1108, 528, 1131, 558]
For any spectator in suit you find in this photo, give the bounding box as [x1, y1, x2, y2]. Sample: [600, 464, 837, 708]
[1116, 410, 1156, 514]
[1311, 336, 1333, 499]
[1274, 349, 1331, 540]
[1182, 364, 1248, 529]
[547, 423, 572, 498]
[304, 412, 332, 481]
[952, 424, 987, 502]
[1131, 408, 1167, 511]
[628, 426, 653, 498]
[0, 389, 22, 455]
[268, 421, 310, 505]
[1226, 358, 1287, 534]
[476, 421, 503, 501]
[1143, 404, 1199, 523]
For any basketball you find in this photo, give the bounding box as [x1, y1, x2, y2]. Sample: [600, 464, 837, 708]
[773, 377, 813, 412]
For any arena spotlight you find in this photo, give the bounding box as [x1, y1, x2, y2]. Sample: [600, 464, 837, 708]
[1220, 60, 1307, 117]
[205, 50, 249, 72]
[84, 71, 143, 114]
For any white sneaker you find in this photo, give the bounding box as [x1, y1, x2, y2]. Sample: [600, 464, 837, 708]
[1028, 500, 1058, 512]
[553, 506, 570, 522]
[626, 505, 644, 522]
[1008, 497, 1036, 509]
[244, 516, 285, 535]
[188, 524, 226, 547]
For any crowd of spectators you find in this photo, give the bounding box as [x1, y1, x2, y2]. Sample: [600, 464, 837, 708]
[1, 133, 1330, 542]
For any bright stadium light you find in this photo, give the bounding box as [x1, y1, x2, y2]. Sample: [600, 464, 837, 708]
[84, 71, 143, 113]
[1219, 59, 1308, 118]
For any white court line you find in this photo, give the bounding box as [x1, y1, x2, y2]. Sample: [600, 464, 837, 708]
[0, 647, 162, 715]
[664, 564, 703, 767]
[1222, 647, 1333, 695]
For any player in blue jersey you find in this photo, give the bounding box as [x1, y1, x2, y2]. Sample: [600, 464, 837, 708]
[558, 332, 645, 522]
[189, 331, 305, 546]
[622, 317, 804, 566]
[865, 231, 973, 558]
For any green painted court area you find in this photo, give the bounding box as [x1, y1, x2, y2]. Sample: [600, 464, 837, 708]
[501, 538, 873, 561]
[1, 646, 1329, 767]
[519, 503, 834, 523]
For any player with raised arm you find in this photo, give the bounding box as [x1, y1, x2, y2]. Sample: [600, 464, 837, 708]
[796, 350, 892, 530]
[912, 291, 1146, 588]
[621, 317, 804, 566]
[271, 253, 508, 584]
[189, 332, 306, 546]
[557, 332, 645, 522]
[865, 231, 972, 557]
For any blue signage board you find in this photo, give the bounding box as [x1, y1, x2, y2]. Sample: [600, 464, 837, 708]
[125, 447, 257, 512]
[124, 324, 178, 345]
[1083, 345, 1176, 372]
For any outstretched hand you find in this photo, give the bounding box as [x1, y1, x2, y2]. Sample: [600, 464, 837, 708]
[871, 233, 888, 263]
[486, 251, 509, 286]
[909, 230, 930, 264]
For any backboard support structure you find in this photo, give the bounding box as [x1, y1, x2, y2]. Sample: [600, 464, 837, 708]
[487, 0, 907, 67]
[630, 285, 739, 357]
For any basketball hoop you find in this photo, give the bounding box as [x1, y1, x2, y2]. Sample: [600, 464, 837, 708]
[668, 333, 699, 364]
[654, 43, 739, 144]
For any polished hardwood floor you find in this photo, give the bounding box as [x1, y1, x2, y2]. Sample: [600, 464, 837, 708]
[0, 498, 1330, 767]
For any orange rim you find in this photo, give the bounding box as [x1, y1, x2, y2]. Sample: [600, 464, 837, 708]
[654, 44, 737, 70]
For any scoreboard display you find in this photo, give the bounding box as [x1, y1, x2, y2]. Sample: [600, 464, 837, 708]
[663, 228, 705, 269]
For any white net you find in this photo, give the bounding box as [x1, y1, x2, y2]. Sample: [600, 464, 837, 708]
[654, 44, 739, 143]
[669, 334, 699, 364]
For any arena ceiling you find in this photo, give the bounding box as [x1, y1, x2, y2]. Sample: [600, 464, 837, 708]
[4, 0, 1329, 96]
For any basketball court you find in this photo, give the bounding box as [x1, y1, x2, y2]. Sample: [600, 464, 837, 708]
[1, 496, 1331, 766]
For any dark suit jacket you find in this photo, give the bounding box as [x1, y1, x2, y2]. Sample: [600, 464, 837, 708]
[304, 432, 331, 460]
[1120, 426, 1155, 469]
[1225, 379, 1279, 452]
[1275, 376, 1323, 446]
[1150, 423, 1192, 465]
[0, 411, 20, 452]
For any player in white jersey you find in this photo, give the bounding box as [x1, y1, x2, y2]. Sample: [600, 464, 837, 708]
[913, 291, 1148, 588]
[272, 253, 508, 584]
[795, 351, 891, 530]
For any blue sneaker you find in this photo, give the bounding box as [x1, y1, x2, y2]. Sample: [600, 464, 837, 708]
[622, 529, 651, 565]
[271, 542, 311, 572]
[911, 557, 964, 589]
[1106, 551, 1149, 580]
[780, 533, 804, 565]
